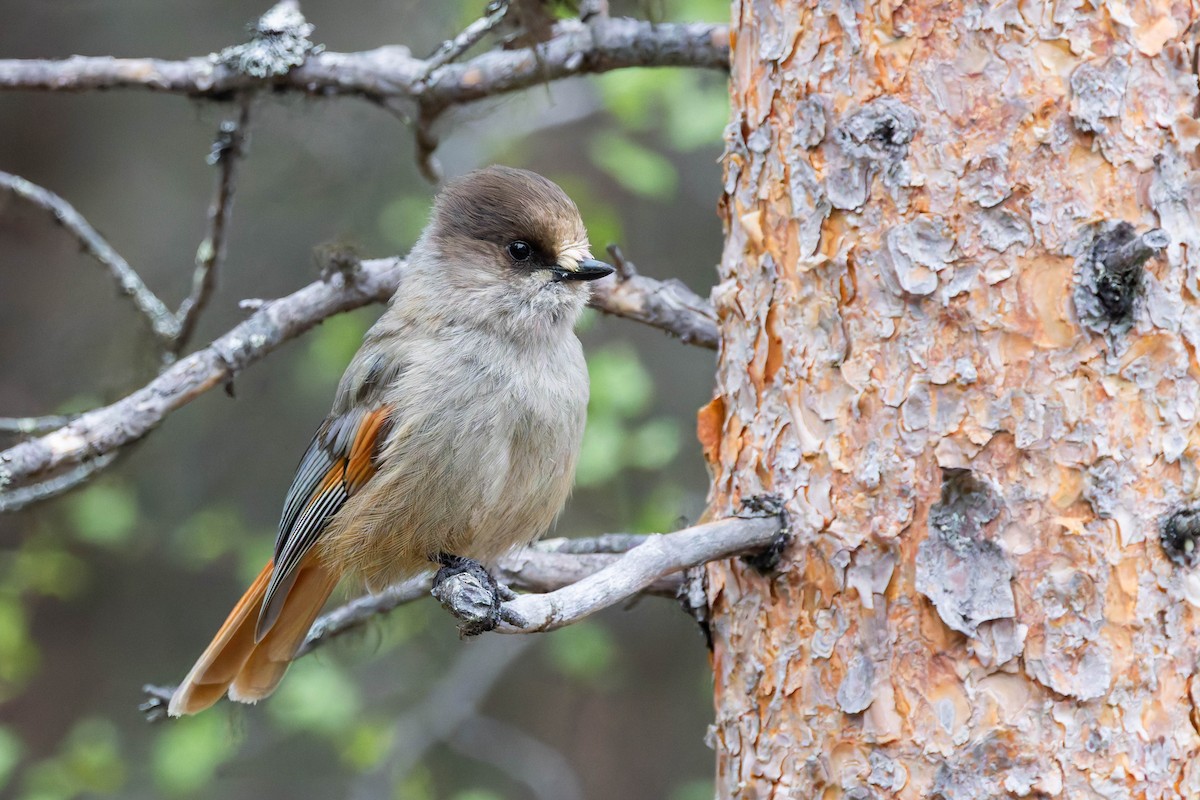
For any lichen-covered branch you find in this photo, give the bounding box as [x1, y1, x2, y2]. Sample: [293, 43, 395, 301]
[0, 453, 117, 513]
[0, 18, 728, 107]
[0, 256, 716, 497]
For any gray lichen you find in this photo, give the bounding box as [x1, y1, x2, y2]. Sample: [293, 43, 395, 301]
[216, 1, 319, 78]
[915, 469, 1015, 637]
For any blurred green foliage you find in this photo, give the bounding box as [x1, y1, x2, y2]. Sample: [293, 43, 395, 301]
[66, 482, 137, 548]
[544, 620, 618, 686]
[21, 719, 126, 799]
[152, 712, 236, 796]
[0, 0, 730, 796]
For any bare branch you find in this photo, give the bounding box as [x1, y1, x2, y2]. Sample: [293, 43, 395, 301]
[0, 414, 78, 435]
[172, 99, 253, 354]
[493, 515, 782, 633]
[141, 519, 777, 717]
[0, 259, 403, 494]
[362, 636, 535, 791]
[448, 715, 584, 800]
[594, 244, 718, 349]
[0, 18, 729, 108]
[298, 535, 676, 657]
[0, 256, 714, 496]
[0, 453, 117, 513]
[0, 170, 177, 342]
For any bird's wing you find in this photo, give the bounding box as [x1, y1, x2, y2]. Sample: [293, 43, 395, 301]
[256, 404, 393, 640]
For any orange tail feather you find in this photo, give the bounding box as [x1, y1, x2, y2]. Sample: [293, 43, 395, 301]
[168, 557, 337, 717]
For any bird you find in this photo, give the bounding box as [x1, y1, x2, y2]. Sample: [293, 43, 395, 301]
[168, 166, 613, 716]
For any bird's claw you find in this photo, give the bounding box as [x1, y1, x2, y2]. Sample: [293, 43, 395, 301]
[139, 684, 174, 723]
[431, 554, 508, 635]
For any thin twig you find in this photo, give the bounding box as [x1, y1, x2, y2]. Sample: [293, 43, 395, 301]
[418, 0, 511, 80]
[0, 256, 716, 496]
[0, 170, 177, 342]
[0, 452, 117, 513]
[413, 103, 443, 184]
[172, 98, 253, 354]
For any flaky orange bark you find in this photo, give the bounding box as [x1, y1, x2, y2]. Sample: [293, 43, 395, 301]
[705, 1, 1200, 797]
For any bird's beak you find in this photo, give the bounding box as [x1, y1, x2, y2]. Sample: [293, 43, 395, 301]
[551, 258, 615, 282]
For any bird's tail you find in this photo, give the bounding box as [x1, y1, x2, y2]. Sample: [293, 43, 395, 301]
[168, 555, 338, 717]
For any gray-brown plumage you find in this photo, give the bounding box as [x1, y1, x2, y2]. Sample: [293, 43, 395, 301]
[168, 166, 612, 716]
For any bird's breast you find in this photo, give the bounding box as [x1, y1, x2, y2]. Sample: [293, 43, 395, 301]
[321, 331, 589, 588]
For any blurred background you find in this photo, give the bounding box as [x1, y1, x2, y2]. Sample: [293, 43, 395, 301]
[0, 0, 728, 797]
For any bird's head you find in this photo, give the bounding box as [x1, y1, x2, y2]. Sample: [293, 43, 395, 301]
[414, 165, 613, 335]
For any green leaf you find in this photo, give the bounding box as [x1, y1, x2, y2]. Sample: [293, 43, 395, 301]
[153, 711, 236, 796]
[66, 483, 137, 547]
[393, 765, 434, 800]
[377, 194, 433, 251]
[588, 346, 653, 418]
[237, 537, 276, 586]
[304, 311, 373, 384]
[670, 778, 716, 800]
[588, 133, 678, 200]
[663, 74, 729, 151]
[0, 596, 39, 693]
[172, 505, 246, 568]
[11, 544, 88, 599]
[667, 0, 731, 21]
[635, 482, 687, 534]
[340, 722, 393, 771]
[595, 69, 662, 130]
[451, 791, 505, 800]
[0, 726, 23, 792]
[576, 415, 623, 488]
[269, 659, 362, 736]
[626, 419, 682, 470]
[545, 620, 615, 684]
[60, 718, 125, 794]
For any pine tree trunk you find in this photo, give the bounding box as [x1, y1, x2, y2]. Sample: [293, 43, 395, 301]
[704, 2, 1200, 796]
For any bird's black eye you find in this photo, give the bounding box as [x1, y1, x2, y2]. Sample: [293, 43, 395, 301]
[506, 240, 533, 262]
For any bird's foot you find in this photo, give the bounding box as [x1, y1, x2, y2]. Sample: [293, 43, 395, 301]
[431, 554, 514, 635]
[138, 684, 175, 723]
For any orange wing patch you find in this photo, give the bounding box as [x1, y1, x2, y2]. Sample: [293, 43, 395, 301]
[256, 405, 393, 640]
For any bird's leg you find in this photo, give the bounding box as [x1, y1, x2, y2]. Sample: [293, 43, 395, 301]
[430, 553, 515, 635]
